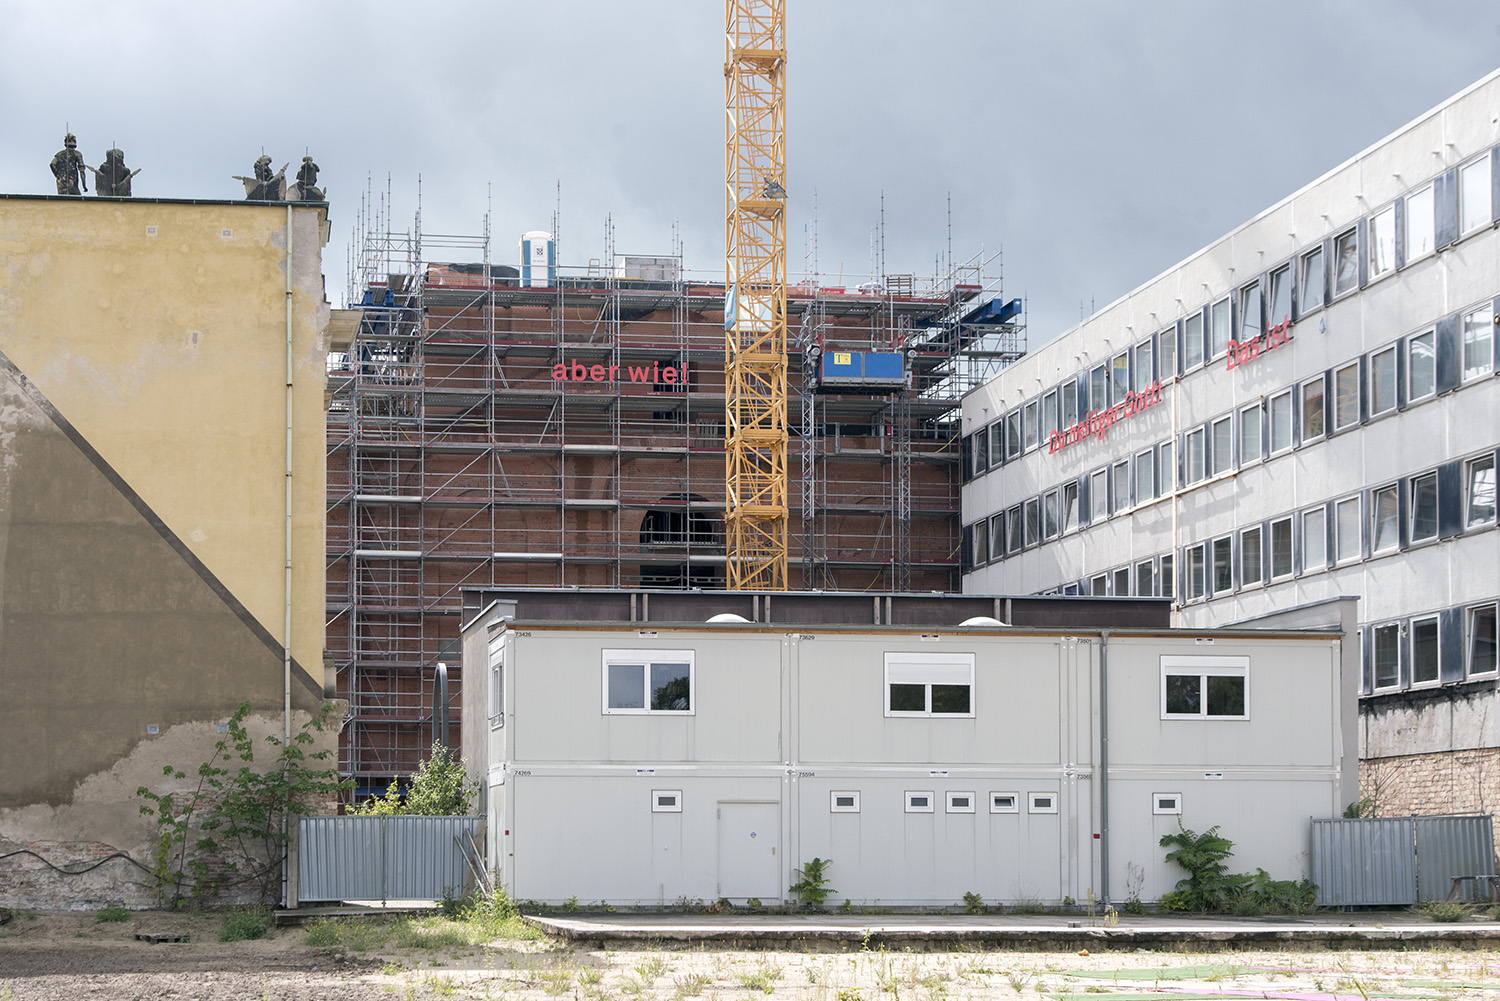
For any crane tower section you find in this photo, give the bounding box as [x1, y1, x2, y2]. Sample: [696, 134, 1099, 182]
[724, 0, 789, 590]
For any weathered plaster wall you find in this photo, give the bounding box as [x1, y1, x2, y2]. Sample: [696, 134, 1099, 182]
[0, 197, 334, 908]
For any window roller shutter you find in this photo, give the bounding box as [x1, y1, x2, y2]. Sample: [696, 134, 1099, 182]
[1492, 147, 1500, 227]
[1325, 500, 1336, 569]
[1393, 196, 1405, 270]
[1361, 626, 1373, 694]
[1493, 296, 1500, 372]
[1440, 608, 1463, 684]
[1396, 341, 1408, 411]
[1077, 474, 1090, 528]
[1357, 217, 1369, 289]
[1290, 255, 1301, 323]
[1397, 477, 1410, 550]
[1435, 313, 1462, 394]
[1435, 168, 1459, 249]
[1358, 355, 1369, 425]
[1292, 515, 1302, 577]
[1437, 460, 1462, 539]
[1322, 236, 1334, 306]
[961, 524, 973, 573]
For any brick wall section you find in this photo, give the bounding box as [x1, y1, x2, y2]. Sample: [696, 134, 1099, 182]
[1361, 748, 1500, 817]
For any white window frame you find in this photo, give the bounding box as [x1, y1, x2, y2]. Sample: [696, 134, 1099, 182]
[1043, 489, 1060, 541]
[1239, 403, 1262, 466]
[1135, 558, 1156, 598]
[1240, 526, 1263, 589]
[1268, 390, 1293, 455]
[1334, 495, 1362, 565]
[1372, 622, 1402, 691]
[1467, 453, 1496, 528]
[1061, 481, 1079, 534]
[1160, 553, 1175, 600]
[1333, 227, 1359, 298]
[1332, 362, 1359, 432]
[1409, 470, 1439, 545]
[884, 652, 976, 718]
[1111, 459, 1131, 513]
[1210, 296, 1232, 362]
[1463, 305, 1494, 383]
[1185, 542, 1207, 601]
[1111, 352, 1130, 407]
[1410, 614, 1441, 688]
[1023, 399, 1040, 452]
[1160, 655, 1250, 720]
[1369, 204, 1397, 281]
[988, 512, 1004, 561]
[1269, 516, 1294, 581]
[1158, 325, 1177, 381]
[946, 791, 977, 814]
[1302, 506, 1327, 574]
[1183, 312, 1205, 373]
[1371, 484, 1400, 554]
[1468, 603, 1498, 678]
[905, 790, 935, 814]
[989, 792, 1020, 814]
[1024, 495, 1041, 547]
[652, 790, 683, 813]
[830, 790, 861, 813]
[1460, 154, 1493, 236]
[1210, 414, 1234, 476]
[1112, 566, 1130, 598]
[1028, 792, 1058, 815]
[1369, 344, 1398, 418]
[1301, 376, 1326, 442]
[1405, 184, 1435, 263]
[1300, 245, 1325, 313]
[1210, 536, 1232, 596]
[1408, 329, 1436, 403]
[1042, 390, 1059, 443]
[1133, 339, 1154, 392]
[1267, 264, 1292, 329]
[488, 640, 505, 729]
[602, 649, 696, 715]
[1185, 427, 1206, 485]
[1090, 469, 1108, 522]
[1134, 449, 1155, 504]
[1152, 793, 1183, 816]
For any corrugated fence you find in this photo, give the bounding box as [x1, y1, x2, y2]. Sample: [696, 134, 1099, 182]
[1311, 815, 1495, 907]
[298, 815, 483, 904]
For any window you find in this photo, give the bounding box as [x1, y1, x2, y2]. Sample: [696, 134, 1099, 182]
[988, 513, 1004, 560]
[1183, 312, 1204, 371]
[1333, 362, 1359, 431]
[972, 519, 989, 566]
[1161, 656, 1249, 719]
[989, 422, 1004, 467]
[652, 790, 682, 813]
[603, 650, 694, 714]
[1024, 496, 1041, 547]
[905, 791, 935, 814]
[1406, 185, 1435, 261]
[1134, 449, 1155, 503]
[1369, 205, 1396, 279]
[1408, 329, 1436, 402]
[1302, 507, 1327, 572]
[1157, 440, 1174, 491]
[1061, 481, 1079, 533]
[1185, 543, 1206, 600]
[1160, 553, 1175, 600]
[1185, 428, 1206, 485]
[1090, 365, 1108, 411]
[946, 791, 976, 814]
[1006, 506, 1022, 554]
[990, 792, 1019, 814]
[1335, 496, 1361, 563]
[1133, 339, 1154, 391]
[885, 652, 974, 717]
[1028, 792, 1058, 814]
[1470, 604, 1498, 677]
[1267, 265, 1291, 328]
[1373, 622, 1401, 689]
[1333, 228, 1359, 297]
[1211, 536, 1232, 594]
[1042, 390, 1059, 443]
[1090, 469, 1108, 522]
[1090, 573, 1108, 597]
[1240, 526, 1263, 587]
[1463, 306, 1494, 382]
[1411, 615, 1440, 686]
[1369, 345, 1397, 416]
[1111, 352, 1129, 406]
[1152, 793, 1183, 816]
[1239, 403, 1262, 463]
[1468, 454, 1496, 527]
[1135, 559, 1155, 597]
[1270, 517, 1293, 580]
[1112, 566, 1130, 597]
[831, 791, 860, 813]
[489, 646, 505, 728]
[1372, 484, 1400, 553]
[1301, 245, 1325, 312]
[1159, 325, 1177, 379]
[1461, 155, 1493, 235]
[1111, 459, 1130, 512]
[1043, 490, 1060, 540]
[1005, 410, 1021, 460]
[1210, 414, 1234, 475]
[1269, 390, 1293, 454]
[1062, 381, 1078, 426]
[1301, 376, 1325, 441]
[1212, 296, 1234, 360]
[1023, 400, 1039, 451]
[1410, 471, 1439, 543]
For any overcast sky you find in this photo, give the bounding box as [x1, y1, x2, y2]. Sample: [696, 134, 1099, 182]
[4, 1, 1497, 344]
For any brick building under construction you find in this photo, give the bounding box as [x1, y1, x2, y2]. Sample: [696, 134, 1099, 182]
[326, 214, 1024, 792]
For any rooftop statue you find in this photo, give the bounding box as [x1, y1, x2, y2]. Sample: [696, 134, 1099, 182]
[50, 133, 87, 195]
[291, 155, 324, 202]
[233, 155, 286, 201]
[90, 148, 141, 197]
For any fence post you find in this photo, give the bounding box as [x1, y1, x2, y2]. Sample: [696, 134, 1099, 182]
[380, 815, 388, 907]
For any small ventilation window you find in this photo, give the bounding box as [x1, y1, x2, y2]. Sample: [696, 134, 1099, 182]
[946, 791, 976, 814]
[830, 791, 860, 813]
[1028, 792, 1058, 814]
[1153, 792, 1182, 815]
[651, 790, 682, 813]
[990, 792, 1019, 814]
[905, 791, 934, 814]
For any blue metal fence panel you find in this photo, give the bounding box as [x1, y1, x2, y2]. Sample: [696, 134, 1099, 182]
[1415, 815, 1496, 902]
[297, 816, 481, 903]
[1311, 818, 1416, 906]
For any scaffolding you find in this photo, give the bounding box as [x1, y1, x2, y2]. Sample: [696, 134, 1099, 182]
[326, 202, 1025, 792]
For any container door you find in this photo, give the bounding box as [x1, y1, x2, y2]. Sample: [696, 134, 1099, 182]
[717, 801, 780, 901]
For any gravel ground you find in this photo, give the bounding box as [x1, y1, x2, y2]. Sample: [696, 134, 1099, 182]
[6, 910, 1500, 1000]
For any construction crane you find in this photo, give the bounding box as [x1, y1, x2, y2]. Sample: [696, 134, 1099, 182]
[723, 0, 789, 590]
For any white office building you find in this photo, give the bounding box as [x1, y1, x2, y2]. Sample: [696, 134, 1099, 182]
[961, 69, 1500, 816]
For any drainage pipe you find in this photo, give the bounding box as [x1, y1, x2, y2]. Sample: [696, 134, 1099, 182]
[1098, 629, 1111, 906]
[282, 201, 295, 907]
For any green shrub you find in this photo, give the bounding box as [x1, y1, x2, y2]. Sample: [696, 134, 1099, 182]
[353, 743, 475, 816]
[302, 918, 342, 948]
[1159, 822, 1318, 914]
[962, 891, 984, 915]
[789, 857, 835, 909]
[1422, 901, 1472, 923]
[95, 907, 130, 923]
[220, 907, 270, 942]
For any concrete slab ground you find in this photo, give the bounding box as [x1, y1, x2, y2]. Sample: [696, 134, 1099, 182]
[526, 912, 1500, 950]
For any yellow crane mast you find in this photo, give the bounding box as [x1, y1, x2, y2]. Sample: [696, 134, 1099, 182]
[724, 0, 789, 590]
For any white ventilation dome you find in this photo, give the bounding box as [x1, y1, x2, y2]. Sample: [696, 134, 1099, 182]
[958, 616, 1008, 627]
[707, 612, 751, 623]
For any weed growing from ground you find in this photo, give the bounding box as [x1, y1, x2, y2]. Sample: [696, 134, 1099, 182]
[220, 907, 270, 942]
[96, 907, 130, 923]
